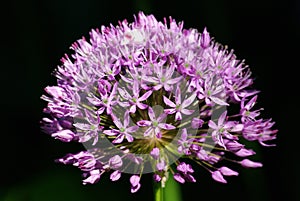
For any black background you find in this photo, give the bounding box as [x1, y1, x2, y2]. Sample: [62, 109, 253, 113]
[1, 0, 299, 200]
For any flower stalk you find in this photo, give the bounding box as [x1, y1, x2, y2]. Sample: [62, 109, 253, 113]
[154, 181, 164, 201]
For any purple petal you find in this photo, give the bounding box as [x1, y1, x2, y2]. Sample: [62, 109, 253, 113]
[51, 129, 75, 142]
[182, 93, 197, 108]
[205, 97, 212, 105]
[103, 129, 118, 136]
[153, 84, 163, 91]
[159, 123, 176, 130]
[173, 173, 185, 184]
[109, 155, 123, 169]
[153, 174, 162, 182]
[165, 63, 175, 77]
[154, 127, 162, 138]
[144, 127, 153, 137]
[210, 96, 229, 106]
[218, 111, 227, 126]
[120, 74, 132, 83]
[225, 140, 244, 152]
[219, 167, 239, 176]
[186, 164, 194, 173]
[118, 88, 130, 99]
[124, 111, 130, 127]
[111, 83, 118, 97]
[245, 95, 257, 110]
[131, 183, 141, 193]
[106, 106, 113, 115]
[208, 120, 218, 129]
[82, 170, 101, 185]
[191, 118, 204, 129]
[86, 96, 102, 106]
[118, 101, 130, 107]
[197, 93, 205, 100]
[259, 140, 276, 147]
[110, 170, 121, 181]
[97, 107, 105, 115]
[127, 125, 139, 132]
[240, 159, 263, 168]
[211, 171, 227, 183]
[216, 133, 226, 148]
[233, 92, 241, 102]
[137, 102, 148, 110]
[144, 76, 159, 83]
[139, 90, 153, 101]
[130, 175, 141, 193]
[175, 85, 181, 104]
[129, 105, 137, 113]
[125, 134, 134, 142]
[157, 112, 167, 122]
[163, 96, 176, 107]
[185, 174, 196, 183]
[231, 124, 244, 132]
[175, 112, 182, 121]
[167, 76, 182, 84]
[137, 120, 152, 127]
[113, 134, 125, 144]
[45, 86, 64, 98]
[78, 135, 92, 143]
[113, 118, 123, 129]
[156, 160, 166, 171]
[200, 27, 210, 49]
[235, 148, 256, 157]
[163, 84, 173, 92]
[181, 128, 188, 141]
[133, 80, 139, 96]
[150, 147, 160, 160]
[178, 146, 183, 153]
[164, 108, 176, 114]
[181, 109, 194, 115]
[177, 162, 187, 173]
[148, 107, 156, 121]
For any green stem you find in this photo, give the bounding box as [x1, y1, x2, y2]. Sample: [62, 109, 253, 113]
[153, 182, 164, 201]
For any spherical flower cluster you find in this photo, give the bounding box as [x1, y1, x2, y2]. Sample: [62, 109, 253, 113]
[41, 12, 277, 192]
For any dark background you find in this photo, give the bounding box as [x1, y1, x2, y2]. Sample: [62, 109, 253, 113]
[1, 0, 299, 200]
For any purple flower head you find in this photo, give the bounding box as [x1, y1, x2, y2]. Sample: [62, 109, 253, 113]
[41, 12, 277, 193]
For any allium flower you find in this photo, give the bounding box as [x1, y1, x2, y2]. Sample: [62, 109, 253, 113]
[41, 12, 277, 193]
